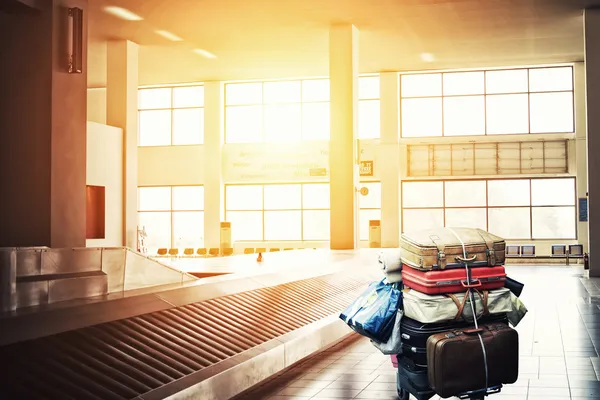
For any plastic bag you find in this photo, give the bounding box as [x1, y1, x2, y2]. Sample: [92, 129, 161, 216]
[370, 308, 404, 355]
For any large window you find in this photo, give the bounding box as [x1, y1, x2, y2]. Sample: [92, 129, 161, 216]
[224, 76, 380, 143]
[138, 85, 204, 146]
[138, 186, 204, 252]
[225, 182, 381, 241]
[400, 66, 574, 137]
[402, 178, 576, 240]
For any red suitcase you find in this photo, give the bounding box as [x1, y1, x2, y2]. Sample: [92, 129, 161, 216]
[402, 265, 506, 294]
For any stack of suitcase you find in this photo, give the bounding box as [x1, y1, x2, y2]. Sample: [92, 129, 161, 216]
[392, 228, 520, 400]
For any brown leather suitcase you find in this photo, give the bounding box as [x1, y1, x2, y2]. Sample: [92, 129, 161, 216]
[426, 322, 518, 398]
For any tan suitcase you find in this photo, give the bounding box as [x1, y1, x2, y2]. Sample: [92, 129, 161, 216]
[400, 228, 505, 270]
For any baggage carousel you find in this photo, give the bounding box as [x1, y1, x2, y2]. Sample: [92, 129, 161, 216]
[0, 249, 382, 400]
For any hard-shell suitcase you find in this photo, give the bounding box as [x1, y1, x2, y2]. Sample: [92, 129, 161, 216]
[396, 356, 435, 400]
[427, 322, 519, 398]
[400, 228, 506, 270]
[400, 314, 508, 368]
[402, 266, 506, 294]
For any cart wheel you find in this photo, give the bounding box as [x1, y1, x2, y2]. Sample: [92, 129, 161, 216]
[397, 387, 409, 400]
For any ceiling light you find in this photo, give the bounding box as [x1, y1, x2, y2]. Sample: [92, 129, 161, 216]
[193, 49, 217, 59]
[420, 53, 436, 62]
[155, 30, 183, 41]
[103, 6, 143, 21]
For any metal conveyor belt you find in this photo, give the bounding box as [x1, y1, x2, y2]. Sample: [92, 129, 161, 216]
[0, 273, 371, 400]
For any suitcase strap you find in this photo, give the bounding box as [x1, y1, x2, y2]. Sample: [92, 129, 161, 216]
[429, 235, 447, 269]
[447, 290, 489, 321]
[477, 229, 496, 265]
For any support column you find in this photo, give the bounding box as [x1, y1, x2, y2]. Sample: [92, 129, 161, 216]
[203, 82, 224, 249]
[329, 24, 359, 250]
[574, 63, 589, 254]
[585, 9, 600, 275]
[107, 41, 139, 249]
[380, 73, 401, 247]
[0, 0, 88, 248]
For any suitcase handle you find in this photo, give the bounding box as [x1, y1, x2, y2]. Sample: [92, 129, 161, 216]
[461, 279, 482, 288]
[463, 327, 484, 335]
[456, 255, 477, 263]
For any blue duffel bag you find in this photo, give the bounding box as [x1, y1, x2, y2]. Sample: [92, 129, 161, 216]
[339, 278, 402, 343]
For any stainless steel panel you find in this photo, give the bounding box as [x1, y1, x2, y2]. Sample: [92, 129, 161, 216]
[0, 249, 17, 312]
[16, 280, 48, 308]
[101, 248, 127, 293]
[41, 248, 102, 275]
[16, 249, 42, 277]
[124, 251, 186, 291]
[48, 272, 108, 304]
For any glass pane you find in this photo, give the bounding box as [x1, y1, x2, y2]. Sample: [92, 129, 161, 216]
[139, 110, 171, 146]
[172, 186, 204, 210]
[360, 209, 381, 241]
[139, 212, 171, 252]
[172, 108, 203, 145]
[264, 184, 301, 209]
[403, 209, 444, 232]
[444, 181, 486, 207]
[445, 208, 487, 230]
[487, 180, 530, 206]
[302, 79, 330, 102]
[138, 88, 171, 109]
[358, 100, 380, 139]
[359, 182, 381, 209]
[225, 105, 263, 143]
[402, 182, 444, 208]
[443, 96, 485, 136]
[488, 207, 531, 239]
[359, 76, 380, 99]
[530, 92, 574, 133]
[264, 210, 302, 240]
[443, 72, 484, 96]
[486, 94, 529, 135]
[532, 207, 576, 239]
[401, 98, 443, 137]
[529, 67, 573, 92]
[485, 69, 528, 94]
[303, 210, 330, 240]
[173, 211, 204, 248]
[226, 211, 263, 241]
[225, 83, 262, 105]
[264, 104, 302, 142]
[302, 102, 330, 140]
[531, 178, 575, 206]
[172, 86, 204, 108]
[263, 81, 301, 103]
[401, 74, 442, 97]
[302, 184, 330, 209]
[139, 187, 171, 211]
[226, 185, 263, 210]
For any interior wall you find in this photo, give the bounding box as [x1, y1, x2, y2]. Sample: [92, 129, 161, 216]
[86, 122, 123, 247]
[87, 88, 107, 124]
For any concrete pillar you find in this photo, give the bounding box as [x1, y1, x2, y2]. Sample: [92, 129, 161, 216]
[203, 82, 224, 249]
[584, 9, 600, 275]
[379, 73, 401, 247]
[106, 41, 139, 249]
[0, 0, 88, 248]
[574, 63, 589, 254]
[329, 24, 359, 250]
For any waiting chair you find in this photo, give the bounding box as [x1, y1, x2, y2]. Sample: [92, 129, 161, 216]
[156, 248, 168, 257]
[196, 248, 207, 257]
[183, 248, 194, 257]
[256, 247, 266, 253]
[223, 248, 234, 256]
[269, 248, 280, 252]
[244, 248, 255, 254]
[168, 248, 179, 257]
[208, 248, 220, 257]
[283, 248, 293, 251]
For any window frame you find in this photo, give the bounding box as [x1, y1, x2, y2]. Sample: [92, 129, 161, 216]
[137, 85, 205, 147]
[401, 177, 577, 240]
[399, 66, 575, 138]
[137, 185, 205, 249]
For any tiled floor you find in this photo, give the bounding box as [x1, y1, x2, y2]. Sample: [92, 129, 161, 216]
[237, 264, 600, 400]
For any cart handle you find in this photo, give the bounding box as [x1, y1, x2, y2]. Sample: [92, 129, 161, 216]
[463, 327, 485, 335]
[461, 279, 482, 288]
[456, 255, 477, 263]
